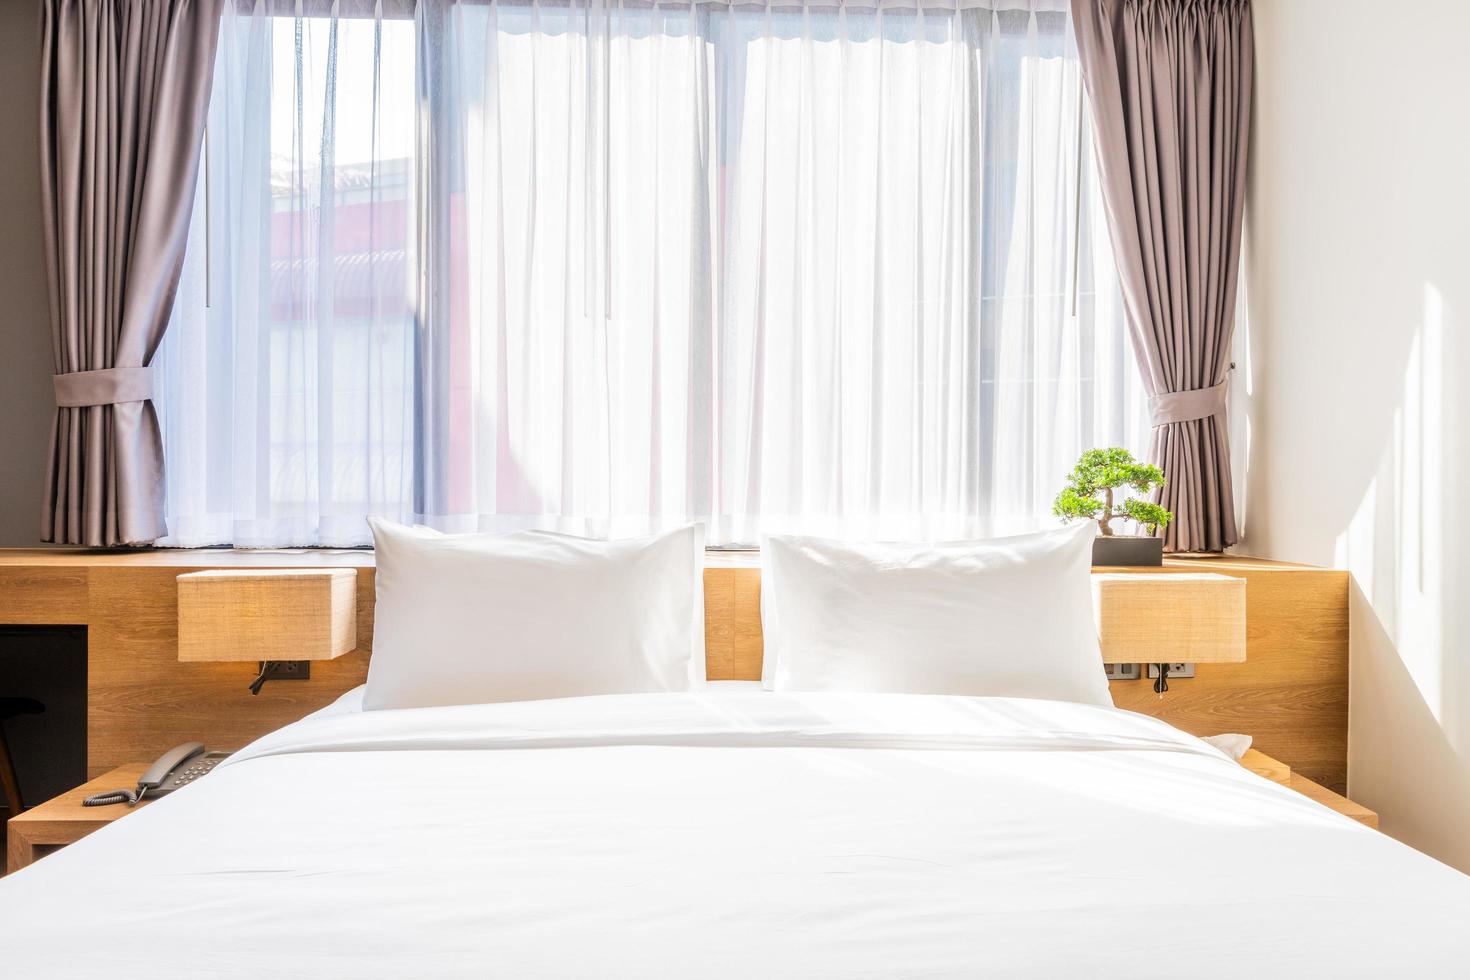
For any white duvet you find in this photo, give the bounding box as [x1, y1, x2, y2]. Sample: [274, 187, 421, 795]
[4, 687, 1470, 978]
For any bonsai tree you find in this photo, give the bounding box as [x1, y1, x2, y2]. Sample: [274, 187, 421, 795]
[1053, 447, 1174, 537]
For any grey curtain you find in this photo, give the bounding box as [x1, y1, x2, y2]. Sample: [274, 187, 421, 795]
[39, 0, 221, 546]
[1070, 0, 1252, 553]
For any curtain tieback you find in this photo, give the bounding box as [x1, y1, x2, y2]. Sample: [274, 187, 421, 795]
[53, 367, 154, 408]
[1149, 380, 1226, 427]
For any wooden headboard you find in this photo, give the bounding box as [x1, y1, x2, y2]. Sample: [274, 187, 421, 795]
[0, 551, 1348, 791]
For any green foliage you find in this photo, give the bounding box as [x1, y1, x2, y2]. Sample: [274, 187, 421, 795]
[1052, 447, 1173, 535]
[1121, 498, 1173, 535]
[1052, 486, 1105, 521]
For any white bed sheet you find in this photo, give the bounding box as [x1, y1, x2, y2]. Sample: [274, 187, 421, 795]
[3, 687, 1468, 978]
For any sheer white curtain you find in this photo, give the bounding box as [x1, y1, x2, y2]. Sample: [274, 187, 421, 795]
[158, 0, 1147, 547]
[415, 0, 717, 536]
[156, 1, 419, 546]
[709, 2, 1141, 540]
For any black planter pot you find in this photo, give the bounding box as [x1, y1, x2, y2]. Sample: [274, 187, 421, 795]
[1091, 535, 1164, 567]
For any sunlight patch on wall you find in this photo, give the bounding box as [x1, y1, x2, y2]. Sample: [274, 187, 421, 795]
[1335, 284, 1445, 720]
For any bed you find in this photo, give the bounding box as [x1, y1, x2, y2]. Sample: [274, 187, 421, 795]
[3, 684, 1469, 978]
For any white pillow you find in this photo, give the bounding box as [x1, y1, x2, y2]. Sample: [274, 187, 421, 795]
[364, 519, 705, 710]
[760, 522, 1111, 707]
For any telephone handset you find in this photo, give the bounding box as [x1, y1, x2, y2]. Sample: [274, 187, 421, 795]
[83, 742, 232, 807]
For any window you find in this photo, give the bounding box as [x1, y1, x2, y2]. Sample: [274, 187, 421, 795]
[155, 0, 1147, 548]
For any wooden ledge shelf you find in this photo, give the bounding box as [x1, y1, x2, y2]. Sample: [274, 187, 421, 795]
[1240, 748, 1292, 785]
[0, 548, 1323, 570]
[1240, 749, 1377, 829]
[6, 763, 152, 874]
[1288, 773, 1378, 828]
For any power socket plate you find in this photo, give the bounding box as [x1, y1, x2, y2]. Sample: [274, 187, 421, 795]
[260, 660, 311, 682]
[1146, 662, 1195, 679]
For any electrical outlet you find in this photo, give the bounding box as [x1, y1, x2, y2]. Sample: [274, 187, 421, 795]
[1146, 662, 1195, 679]
[1103, 663, 1141, 681]
[259, 660, 311, 682]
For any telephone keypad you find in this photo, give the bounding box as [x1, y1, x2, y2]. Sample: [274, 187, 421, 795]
[170, 756, 223, 788]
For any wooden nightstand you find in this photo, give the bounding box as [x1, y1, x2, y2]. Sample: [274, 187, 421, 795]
[1240, 749, 1378, 828]
[6, 764, 152, 874]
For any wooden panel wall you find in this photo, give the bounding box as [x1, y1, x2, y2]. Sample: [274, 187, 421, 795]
[703, 568, 763, 682]
[706, 560, 1349, 791]
[83, 566, 376, 776]
[0, 552, 1348, 792]
[1103, 562, 1348, 791]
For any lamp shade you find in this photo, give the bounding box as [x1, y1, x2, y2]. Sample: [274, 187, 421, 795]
[177, 569, 358, 663]
[1092, 573, 1245, 665]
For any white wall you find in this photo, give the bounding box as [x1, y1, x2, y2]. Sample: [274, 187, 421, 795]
[0, 0, 57, 548]
[1241, 0, 1470, 870]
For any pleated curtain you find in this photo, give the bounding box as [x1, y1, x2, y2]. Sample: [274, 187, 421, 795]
[39, 0, 222, 545]
[1070, 0, 1253, 552]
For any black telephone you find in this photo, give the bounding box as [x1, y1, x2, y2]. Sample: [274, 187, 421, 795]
[82, 743, 232, 807]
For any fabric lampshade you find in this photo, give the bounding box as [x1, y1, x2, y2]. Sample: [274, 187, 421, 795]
[1092, 573, 1246, 665]
[177, 570, 358, 663]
